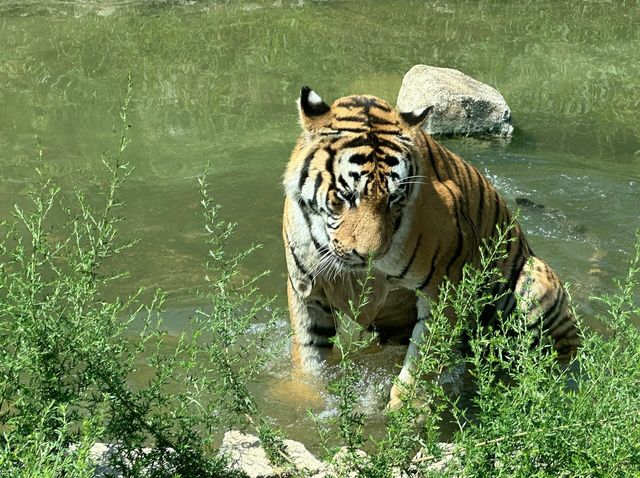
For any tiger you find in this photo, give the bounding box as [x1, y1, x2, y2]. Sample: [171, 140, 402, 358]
[282, 87, 580, 408]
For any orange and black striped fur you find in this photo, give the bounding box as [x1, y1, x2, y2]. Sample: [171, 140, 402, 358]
[283, 87, 580, 407]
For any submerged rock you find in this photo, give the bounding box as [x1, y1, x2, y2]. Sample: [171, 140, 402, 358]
[397, 65, 513, 138]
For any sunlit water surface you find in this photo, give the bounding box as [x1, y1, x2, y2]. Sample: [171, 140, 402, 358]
[1, 0, 639, 450]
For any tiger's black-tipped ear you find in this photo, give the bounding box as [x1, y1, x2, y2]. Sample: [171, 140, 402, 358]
[300, 86, 330, 116]
[399, 105, 433, 128]
[298, 86, 331, 131]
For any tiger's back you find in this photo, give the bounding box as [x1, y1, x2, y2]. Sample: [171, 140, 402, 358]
[283, 88, 580, 404]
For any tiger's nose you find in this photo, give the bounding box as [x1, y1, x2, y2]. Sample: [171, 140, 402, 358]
[353, 243, 389, 261]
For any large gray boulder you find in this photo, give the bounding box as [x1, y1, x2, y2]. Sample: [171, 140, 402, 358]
[397, 65, 513, 138]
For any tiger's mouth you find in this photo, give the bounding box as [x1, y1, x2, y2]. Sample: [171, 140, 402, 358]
[328, 247, 385, 271]
[334, 255, 367, 268]
[310, 249, 365, 281]
[326, 241, 391, 271]
[323, 248, 368, 271]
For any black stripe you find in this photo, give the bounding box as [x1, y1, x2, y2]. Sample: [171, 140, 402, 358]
[342, 136, 372, 149]
[336, 96, 381, 111]
[436, 144, 456, 182]
[507, 239, 527, 290]
[285, 234, 309, 276]
[337, 99, 369, 109]
[500, 243, 528, 317]
[424, 138, 443, 182]
[489, 190, 502, 237]
[300, 206, 327, 253]
[444, 149, 467, 193]
[457, 162, 473, 199]
[480, 240, 526, 326]
[445, 229, 464, 279]
[474, 169, 486, 227]
[368, 114, 394, 125]
[336, 115, 367, 123]
[398, 182, 410, 199]
[542, 290, 564, 329]
[348, 154, 370, 165]
[311, 172, 323, 210]
[323, 152, 336, 212]
[461, 162, 474, 191]
[298, 148, 318, 190]
[377, 137, 403, 154]
[440, 183, 465, 279]
[301, 339, 333, 348]
[393, 213, 403, 233]
[308, 323, 336, 337]
[389, 234, 422, 280]
[406, 162, 416, 199]
[325, 149, 336, 185]
[335, 99, 361, 108]
[338, 176, 350, 190]
[336, 127, 369, 133]
[546, 312, 572, 337]
[378, 155, 399, 167]
[311, 236, 326, 253]
[417, 245, 440, 290]
[372, 102, 392, 112]
[313, 300, 333, 314]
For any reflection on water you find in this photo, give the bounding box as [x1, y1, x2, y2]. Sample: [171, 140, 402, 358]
[1, 0, 638, 451]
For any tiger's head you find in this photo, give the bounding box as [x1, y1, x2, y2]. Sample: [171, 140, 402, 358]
[285, 87, 431, 269]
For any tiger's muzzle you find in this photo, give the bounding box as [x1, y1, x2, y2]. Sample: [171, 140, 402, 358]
[329, 196, 394, 265]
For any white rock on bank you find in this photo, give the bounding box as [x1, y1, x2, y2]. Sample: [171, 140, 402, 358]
[82, 433, 457, 477]
[397, 65, 513, 138]
[219, 430, 325, 478]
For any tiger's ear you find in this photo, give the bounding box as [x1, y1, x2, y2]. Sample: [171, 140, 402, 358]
[399, 105, 433, 129]
[298, 86, 331, 131]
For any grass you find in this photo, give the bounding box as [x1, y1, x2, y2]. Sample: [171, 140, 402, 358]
[1, 0, 639, 160]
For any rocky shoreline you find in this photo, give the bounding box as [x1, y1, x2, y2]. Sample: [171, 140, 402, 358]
[88, 430, 456, 477]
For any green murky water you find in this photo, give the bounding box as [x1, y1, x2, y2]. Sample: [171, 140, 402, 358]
[1, 0, 639, 448]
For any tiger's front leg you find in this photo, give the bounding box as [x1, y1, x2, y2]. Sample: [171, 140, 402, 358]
[388, 295, 432, 410]
[287, 280, 336, 373]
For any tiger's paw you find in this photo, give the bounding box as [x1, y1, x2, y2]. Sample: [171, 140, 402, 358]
[386, 382, 430, 415]
[386, 383, 405, 411]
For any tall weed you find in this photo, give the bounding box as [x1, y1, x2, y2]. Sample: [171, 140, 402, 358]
[0, 79, 285, 477]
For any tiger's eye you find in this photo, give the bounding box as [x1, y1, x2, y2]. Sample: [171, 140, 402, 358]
[342, 191, 356, 203]
[337, 189, 357, 205]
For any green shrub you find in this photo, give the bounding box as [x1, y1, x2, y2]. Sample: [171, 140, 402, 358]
[313, 224, 639, 477]
[0, 79, 285, 477]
